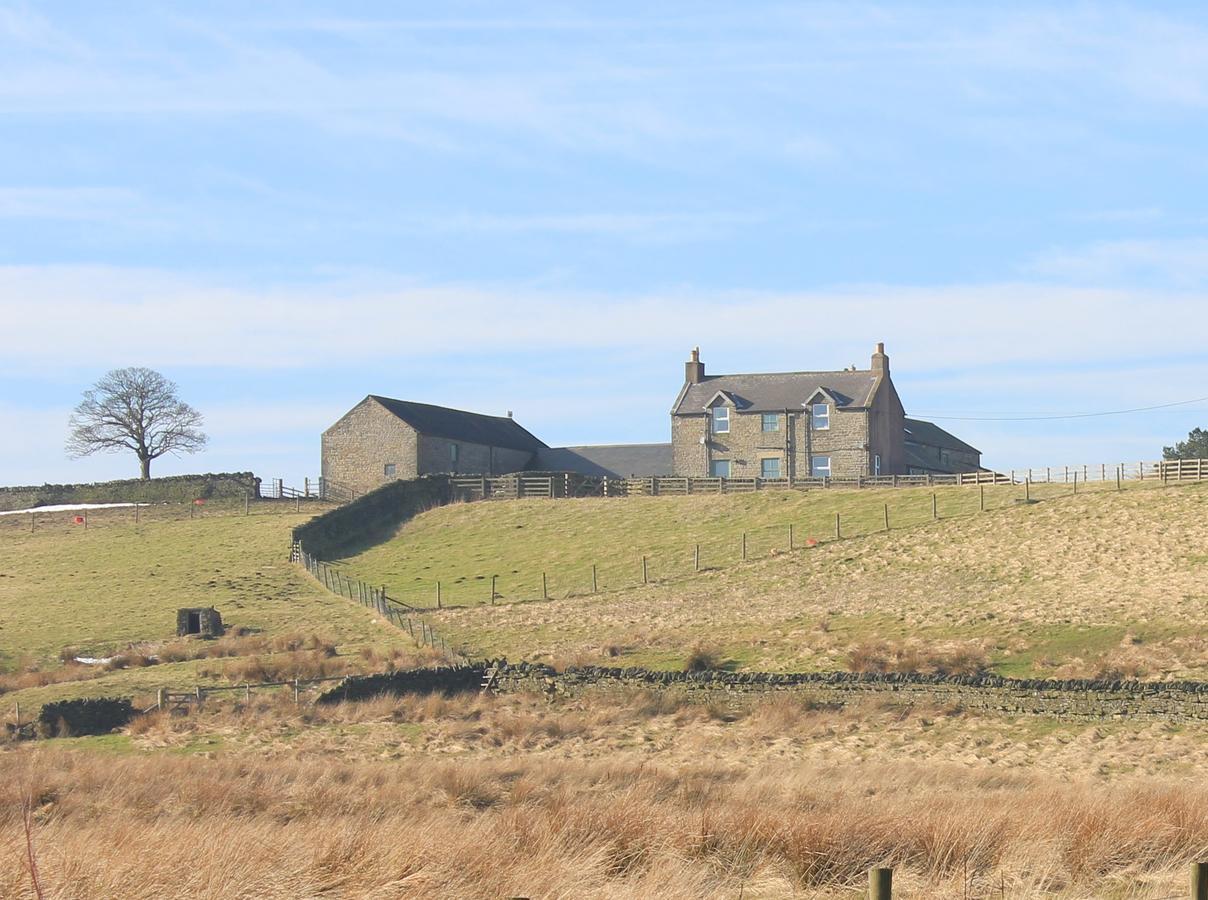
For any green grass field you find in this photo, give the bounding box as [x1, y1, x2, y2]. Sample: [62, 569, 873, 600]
[0, 501, 412, 711]
[331, 478, 1208, 678]
[335, 479, 1122, 607]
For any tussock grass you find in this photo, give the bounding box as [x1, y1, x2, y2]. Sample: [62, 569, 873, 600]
[5, 690, 1208, 898]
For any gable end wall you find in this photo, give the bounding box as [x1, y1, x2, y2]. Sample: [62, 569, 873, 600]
[321, 399, 420, 495]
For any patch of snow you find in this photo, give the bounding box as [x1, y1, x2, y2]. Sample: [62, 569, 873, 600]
[74, 657, 114, 666]
[0, 502, 145, 517]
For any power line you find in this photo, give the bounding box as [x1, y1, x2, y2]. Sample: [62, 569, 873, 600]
[915, 395, 1208, 422]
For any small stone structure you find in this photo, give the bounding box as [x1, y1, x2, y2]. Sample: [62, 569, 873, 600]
[176, 607, 223, 638]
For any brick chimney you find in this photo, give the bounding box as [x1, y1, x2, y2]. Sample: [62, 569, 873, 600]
[871, 341, 888, 375]
[685, 346, 705, 384]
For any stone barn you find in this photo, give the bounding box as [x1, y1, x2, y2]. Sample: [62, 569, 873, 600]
[322, 396, 548, 497]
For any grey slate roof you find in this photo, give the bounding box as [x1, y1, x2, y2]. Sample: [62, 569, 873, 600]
[369, 396, 547, 452]
[903, 418, 980, 455]
[533, 444, 673, 478]
[904, 443, 953, 473]
[673, 371, 881, 415]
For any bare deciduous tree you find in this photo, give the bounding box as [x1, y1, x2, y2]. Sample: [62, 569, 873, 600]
[67, 367, 207, 480]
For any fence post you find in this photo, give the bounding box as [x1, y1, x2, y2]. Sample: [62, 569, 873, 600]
[931, 492, 938, 520]
[1192, 862, 1208, 900]
[835, 512, 841, 540]
[694, 544, 700, 572]
[789, 523, 794, 550]
[135, 503, 140, 525]
[83, 509, 88, 530]
[293, 678, 300, 704]
[542, 572, 548, 600]
[437, 581, 442, 609]
[245, 683, 251, 704]
[1025, 477, 1031, 502]
[14, 701, 19, 730]
[642, 556, 648, 584]
[869, 867, 892, 900]
[592, 564, 598, 593]
[742, 532, 747, 561]
[490, 575, 497, 605]
[1073, 472, 1078, 495]
[979, 485, 985, 512]
[884, 503, 890, 530]
[157, 688, 164, 711]
[29, 512, 34, 533]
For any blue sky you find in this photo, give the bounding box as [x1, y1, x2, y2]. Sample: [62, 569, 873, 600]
[4, 1, 1208, 484]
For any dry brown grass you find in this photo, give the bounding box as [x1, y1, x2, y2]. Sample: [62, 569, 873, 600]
[846, 639, 991, 676]
[5, 702, 1208, 899]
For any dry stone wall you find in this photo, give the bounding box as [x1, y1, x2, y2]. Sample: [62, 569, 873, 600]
[0, 472, 259, 512]
[497, 664, 1208, 721]
[325, 661, 1208, 722]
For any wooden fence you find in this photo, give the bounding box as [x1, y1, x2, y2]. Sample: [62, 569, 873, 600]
[260, 476, 356, 503]
[451, 459, 1208, 502]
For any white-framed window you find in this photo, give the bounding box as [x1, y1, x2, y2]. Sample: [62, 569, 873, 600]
[760, 457, 781, 478]
[761, 412, 779, 432]
[874, 454, 881, 476]
[384, 463, 396, 478]
[450, 443, 459, 464]
[811, 402, 830, 430]
[710, 459, 731, 478]
[712, 405, 730, 434]
[811, 455, 831, 477]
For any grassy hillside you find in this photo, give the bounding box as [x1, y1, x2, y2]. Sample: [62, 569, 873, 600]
[334, 479, 1208, 678]
[0, 502, 414, 710]
[337, 479, 1120, 606]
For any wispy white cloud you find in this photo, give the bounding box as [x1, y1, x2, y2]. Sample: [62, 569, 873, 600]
[3, 265, 1208, 375]
[415, 210, 761, 241]
[1029, 238, 1208, 286]
[0, 187, 149, 222]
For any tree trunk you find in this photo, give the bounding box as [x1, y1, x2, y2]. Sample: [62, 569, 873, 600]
[139, 456, 151, 480]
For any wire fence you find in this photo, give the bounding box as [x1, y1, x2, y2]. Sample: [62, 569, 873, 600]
[292, 544, 458, 657]
[336, 463, 1208, 611]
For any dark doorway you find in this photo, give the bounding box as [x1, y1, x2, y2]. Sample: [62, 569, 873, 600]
[187, 611, 201, 634]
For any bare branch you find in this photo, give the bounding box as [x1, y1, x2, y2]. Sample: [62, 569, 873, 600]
[66, 367, 208, 479]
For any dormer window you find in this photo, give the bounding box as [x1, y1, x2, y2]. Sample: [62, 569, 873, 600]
[811, 402, 830, 430]
[712, 405, 730, 434]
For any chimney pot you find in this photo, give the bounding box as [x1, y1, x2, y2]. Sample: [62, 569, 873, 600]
[685, 347, 706, 384]
[871, 342, 889, 374]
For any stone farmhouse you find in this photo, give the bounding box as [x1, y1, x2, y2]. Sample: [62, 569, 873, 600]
[321, 343, 981, 494]
[670, 344, 980, 479]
